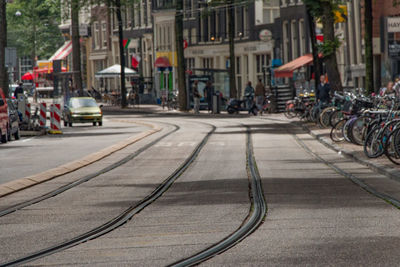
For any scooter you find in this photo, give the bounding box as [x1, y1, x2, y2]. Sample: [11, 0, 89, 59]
[227, 98, 258, 115]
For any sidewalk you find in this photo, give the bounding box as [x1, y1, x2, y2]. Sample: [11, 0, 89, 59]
[100, 103, 258, 118]
[297, 120, 400, 181]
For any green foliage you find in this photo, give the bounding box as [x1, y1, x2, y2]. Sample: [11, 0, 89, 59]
[304, 0, 344, 18]
[6, 0, 64, 60]
[318, 37, 341, 57]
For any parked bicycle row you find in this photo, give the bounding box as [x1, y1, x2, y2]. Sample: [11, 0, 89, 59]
[285, 89, 400, 165]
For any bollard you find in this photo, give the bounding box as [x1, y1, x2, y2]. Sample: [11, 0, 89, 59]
[39, 102, 47, 127]
[49, 104, 62, 134]
[212, 93, 220, 114]
[25, 103, 31, 124]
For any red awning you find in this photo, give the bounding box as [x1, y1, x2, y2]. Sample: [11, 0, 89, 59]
[274, 54, 314, 78]
[49, 41, 72, 61]
[33, 67, 67, 74]
[21, 72, 34, 80]
[154, 56, 171, 68]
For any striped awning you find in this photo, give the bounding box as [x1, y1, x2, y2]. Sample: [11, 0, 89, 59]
[49, 41, 72, 61]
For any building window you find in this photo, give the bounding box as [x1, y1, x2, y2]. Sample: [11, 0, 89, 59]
[94, 22, 100, 49]
[263, 0, 280, 24]
[236, 56, 241, 94]
[243, 7, 248, 37]
[256, 54, 271, 81]
[191, 28, 197, 44]
[202, 58, 213, 69]
[283, 21, 289, 63]
[134, 3, 139, 27]
[291, 20, 298, 59]
[101, 21, 107, 48]
[299, 19, 305, 56]
[186, 57, 195, 70]
[184, 0, 191, 19]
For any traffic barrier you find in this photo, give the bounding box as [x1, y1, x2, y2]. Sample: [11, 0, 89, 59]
[25, 103, 31, 122]
[49, 104, 62, 134]
[39, 102, 46, 127]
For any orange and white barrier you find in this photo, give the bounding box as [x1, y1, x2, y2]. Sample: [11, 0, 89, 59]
[49, 104, 62, 134]
[39, 102, 46, 127]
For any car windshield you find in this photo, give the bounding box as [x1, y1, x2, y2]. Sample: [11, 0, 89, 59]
[70, 98, 98, 108]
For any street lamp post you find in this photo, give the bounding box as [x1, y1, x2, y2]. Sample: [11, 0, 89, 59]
[0, 0, 8, 96]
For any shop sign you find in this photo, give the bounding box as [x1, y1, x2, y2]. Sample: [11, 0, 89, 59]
[388, 17, 400, 33]
[259, 29, 272, 42]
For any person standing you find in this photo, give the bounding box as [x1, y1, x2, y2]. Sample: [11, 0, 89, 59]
[315, 74, 331, 116]
[255, 79, 266, 114]
[192, 80, 201, 114]
[244, 81, 255, 111]
[204, 81, 214, 113]
[316, 74, 331, 104]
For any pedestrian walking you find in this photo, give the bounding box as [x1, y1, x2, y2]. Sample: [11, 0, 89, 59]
[192, 80, 201, 114]
[204, 81, 214, 113]
[255, 79, 265, 114]
[13, 82, 24, 99]
[244, 81, 255, 111]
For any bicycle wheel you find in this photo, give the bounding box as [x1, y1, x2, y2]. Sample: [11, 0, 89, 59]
[319, 107, 336, 128]
[329, 110, 345, 127]
[364, 125, 384, 158]
[330, 119, 347, 142]
[343, 118, 354, 143]
[385, 128, 400, 165]
[284, 102, 296, 118]
[350, 116, 371, 146]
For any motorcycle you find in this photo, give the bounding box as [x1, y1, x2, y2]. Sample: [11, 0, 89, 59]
[227, 98, 258, 115]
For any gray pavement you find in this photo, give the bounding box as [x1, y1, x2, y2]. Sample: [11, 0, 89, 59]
[31, 119, 251, 266]
[2, 110, 400, 266]
[0, 119, 210, 263]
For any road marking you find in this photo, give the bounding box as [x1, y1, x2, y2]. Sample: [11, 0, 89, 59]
[209, 141, 225, 146]
[178, 142, 196, 147]
[22, 138, 33, 143]
[155, 142, 173, 147]
[156, 141, 225, 147]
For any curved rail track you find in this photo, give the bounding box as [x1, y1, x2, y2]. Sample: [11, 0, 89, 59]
[169, 126, 267, 267]
[0, 121, 179, 218]
[0, 124, 216, 267]
[260, 117, 400, 209]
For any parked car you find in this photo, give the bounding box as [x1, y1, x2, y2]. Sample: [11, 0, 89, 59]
[63, 97, 103, 127]
[0, 88, 8, 143]
[7, 99, 20, 141]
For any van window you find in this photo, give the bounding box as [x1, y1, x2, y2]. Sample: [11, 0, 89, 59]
[0, 99, 4, 106]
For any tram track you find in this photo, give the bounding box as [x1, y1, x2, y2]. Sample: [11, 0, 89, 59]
[259, 117, 400, 209]
[0, 123, 216, 267]
[169, 125, 267, 267]
[292, 133, 400, 208]
[0, 121, 179, 218]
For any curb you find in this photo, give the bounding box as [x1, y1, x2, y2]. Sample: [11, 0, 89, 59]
[297, 121, 400, 182]
[0, 121, 162, 198]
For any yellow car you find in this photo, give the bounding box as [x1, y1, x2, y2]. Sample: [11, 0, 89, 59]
[63, 97, 103, 127]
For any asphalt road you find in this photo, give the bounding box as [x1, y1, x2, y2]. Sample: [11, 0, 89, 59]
[0, 117, 151, 184]
[1, 112, 400, 266]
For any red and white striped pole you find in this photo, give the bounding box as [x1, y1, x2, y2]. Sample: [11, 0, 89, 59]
[49, 104, 62, 134]
[39, 102, 47, 127]
[25, 103, 31, 122]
